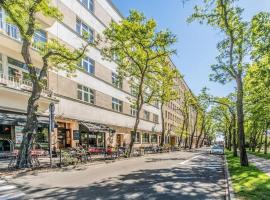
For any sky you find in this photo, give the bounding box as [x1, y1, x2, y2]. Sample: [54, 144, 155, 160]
[111, 0, 270, 97]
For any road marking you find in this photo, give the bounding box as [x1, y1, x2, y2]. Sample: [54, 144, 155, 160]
[0, 179, 25, 200]
[177, 155, 201, 165]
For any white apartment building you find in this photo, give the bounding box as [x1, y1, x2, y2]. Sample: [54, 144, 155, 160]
[0, 0, 162, 152]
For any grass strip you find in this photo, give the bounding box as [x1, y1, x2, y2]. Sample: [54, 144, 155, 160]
[226, 151, 270, 200]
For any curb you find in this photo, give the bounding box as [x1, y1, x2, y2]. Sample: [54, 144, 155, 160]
[224, 155, 235, 200]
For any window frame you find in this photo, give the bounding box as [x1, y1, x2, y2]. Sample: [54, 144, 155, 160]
[77, 84, 95, 104]
[153, 114, 159, 123]
[112, 72, 122, 89]
[79, 0, 94, 12]
[112, 97, 123, 112]
[76, 18, 94, 42]
[143, 110, 150, 121]
[151, 134, 158, 143]
[142, 133, 150, 143]
[81, 56, 95, 74]
[130, 105, 138, 117]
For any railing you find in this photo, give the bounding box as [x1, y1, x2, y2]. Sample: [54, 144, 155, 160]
[0, 73, 52, 97]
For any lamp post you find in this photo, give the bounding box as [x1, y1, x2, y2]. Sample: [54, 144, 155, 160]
[49, 103, 55, 168]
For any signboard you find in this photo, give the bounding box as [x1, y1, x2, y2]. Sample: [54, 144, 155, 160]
[15, 126, 24, 146]
[73, 130, 80, 140]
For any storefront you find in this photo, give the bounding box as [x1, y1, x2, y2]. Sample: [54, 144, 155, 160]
[79, 121, 115, 148]
[0, 111, 49, 152]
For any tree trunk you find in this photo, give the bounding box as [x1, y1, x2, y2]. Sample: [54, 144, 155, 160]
[236, 75, 248, 166]
[128, 80, 144, 157]
[264, 123, 269, 155]
[16, 31, 42, 168]
[160, 102, 165, 146]
[224, 130, 228, 149]
[200, 135, 206, 147]
[196, 115, 205, 148]
[258, 132, 263, 153]
[231, 113, 237, 157]
[189, 111, 198, 149]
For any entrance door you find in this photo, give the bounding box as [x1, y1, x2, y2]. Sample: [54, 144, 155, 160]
[57, 128, 71, 148]
[116, 134, 123, 147]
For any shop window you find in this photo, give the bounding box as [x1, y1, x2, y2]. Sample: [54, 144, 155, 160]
[131, 131, 140, 143]
[76, 18, 94, 42]
[81, 56, 95, 74]
[130, 105, 138, 117]
[151, 134, 157, 143]
[112, 97, 123, 112]
[77, 84, 95, 104]
[0, 125, 11, 139]
[153, 114, 159, 123]
[80, 0, 94, 12]
[112, 72, 122, 89]
[142, 133, 150, 143]
[143, 110, 150, 121]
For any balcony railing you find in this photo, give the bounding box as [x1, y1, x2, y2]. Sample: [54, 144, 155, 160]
[0, 73, 52, 97]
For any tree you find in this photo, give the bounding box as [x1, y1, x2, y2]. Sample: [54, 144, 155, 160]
[176, 90, 194, 148]
[102, 10, 176, 156]
[157, 63, 180, 146]
[194, 87, 211, 148]
[244, 64, 270, 154]
[0, 0, 93, 168]
[188, 0, 249, 166]
[210, 95, 237, 156]
[250, 12, 270, 86]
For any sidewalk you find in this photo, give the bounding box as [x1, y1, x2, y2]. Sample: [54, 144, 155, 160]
[248, 153, 270, 176]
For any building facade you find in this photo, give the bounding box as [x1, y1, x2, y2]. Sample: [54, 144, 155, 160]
[0, 0, 162, 152]
[0, 0, 198, 152]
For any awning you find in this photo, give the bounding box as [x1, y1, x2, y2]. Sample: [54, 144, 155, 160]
[0, 112, 49, 126]
[79, 121, 115, 133]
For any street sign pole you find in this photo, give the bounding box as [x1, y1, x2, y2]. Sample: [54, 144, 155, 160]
[49, 103, 55, 168]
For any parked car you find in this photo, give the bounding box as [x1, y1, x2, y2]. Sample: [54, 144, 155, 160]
[209, 145, 224, 155]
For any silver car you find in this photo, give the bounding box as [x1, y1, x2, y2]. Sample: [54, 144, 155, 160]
[209, 145, 224, 155]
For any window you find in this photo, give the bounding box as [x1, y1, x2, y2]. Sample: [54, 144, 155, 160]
[8, 57, 28, 71]
[81, 57, 95, 74]
[112, 72, 122, 89]
[151, 134, 157, 143]
[80, 0, 94, 12]
[112, 97, 123, 112]
[153, 100, 159, 108]
[130, 105, 138, 117]
[33, 30, 47, 50]
[77, 84, 95, 104]
[132, 131, 141, 143]
[143, 110, 150, 121]
[130, 84, 137, 96]
[76, 18, 94, 42]
[6, 23, 20, 40]
[153, 114, 159, 123]
[142, 133, 150, 143]
[34, 30, 47, 43]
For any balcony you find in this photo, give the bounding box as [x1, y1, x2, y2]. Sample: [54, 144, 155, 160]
[0, 73, 58, 113]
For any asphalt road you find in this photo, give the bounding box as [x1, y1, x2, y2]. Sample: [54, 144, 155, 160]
[3, 149, 226, 200]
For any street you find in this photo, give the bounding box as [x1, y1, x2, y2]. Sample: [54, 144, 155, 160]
[2, 149, 226, 200]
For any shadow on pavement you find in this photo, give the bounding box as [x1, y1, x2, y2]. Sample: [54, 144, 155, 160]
[16, 156, 226, 200]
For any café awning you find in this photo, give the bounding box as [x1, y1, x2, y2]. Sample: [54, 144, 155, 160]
[79, 121, 115, 133]
[0, 112, 49, 126]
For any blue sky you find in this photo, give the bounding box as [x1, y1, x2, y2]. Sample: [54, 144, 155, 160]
[111, 0, 270, 96]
